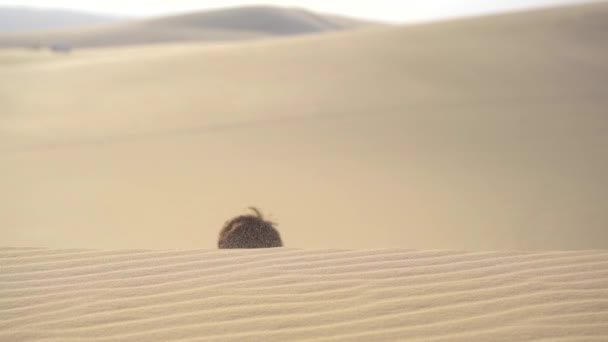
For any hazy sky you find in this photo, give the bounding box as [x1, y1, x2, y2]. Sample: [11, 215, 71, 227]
[0, 0, 595, 22]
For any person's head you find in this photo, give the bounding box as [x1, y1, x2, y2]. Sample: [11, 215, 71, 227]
[218, 207, 283, 249]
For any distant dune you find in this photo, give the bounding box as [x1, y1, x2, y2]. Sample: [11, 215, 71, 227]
[0, 6, 123, 33]
[1, 2, 607, 250]
[0, 5, 379, 48]
[2, 247, 608, 341]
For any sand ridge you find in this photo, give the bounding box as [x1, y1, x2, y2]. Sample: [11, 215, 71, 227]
[0, 5, 378, 48]
[1, 247, 607, 341]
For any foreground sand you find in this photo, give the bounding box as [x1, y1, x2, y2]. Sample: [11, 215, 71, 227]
[1, 247, 607, 341]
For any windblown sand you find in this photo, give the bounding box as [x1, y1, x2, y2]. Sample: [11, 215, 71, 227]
[1, 247, 608, 341]
[2, 4, 607, 340]
[2, 4, 606, 340]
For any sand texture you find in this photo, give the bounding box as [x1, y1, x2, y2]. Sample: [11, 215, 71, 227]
[1, 247, 608, 341]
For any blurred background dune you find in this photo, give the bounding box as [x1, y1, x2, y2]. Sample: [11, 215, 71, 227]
[1, 1, 607, 250]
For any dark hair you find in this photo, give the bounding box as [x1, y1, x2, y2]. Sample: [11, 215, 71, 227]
[218, 207, 283, 249]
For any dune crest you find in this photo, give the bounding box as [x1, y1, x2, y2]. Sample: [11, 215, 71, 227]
[1, 247, 607, 341]
[0, 5, 379, 48]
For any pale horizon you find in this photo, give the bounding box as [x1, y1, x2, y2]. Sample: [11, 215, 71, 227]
[0, 0, 598, 23]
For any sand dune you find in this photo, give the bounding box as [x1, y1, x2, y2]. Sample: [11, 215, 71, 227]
[2, 5, 606, 340]
[1, 247, 607, 341]
[1, 2, 608, 250]
[0, 6, 377, 48]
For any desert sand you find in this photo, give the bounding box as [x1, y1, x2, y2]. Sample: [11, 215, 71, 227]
[0, 6, 377, 48]
[1, 3, 608, 340]
[2, 2, 607, 251]
[1, 247, 608, 341]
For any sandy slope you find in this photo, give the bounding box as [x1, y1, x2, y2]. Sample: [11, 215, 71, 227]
[1, 247, 607, 341]
[1, 2, 608, 250]
[0, 6, 377, 48]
